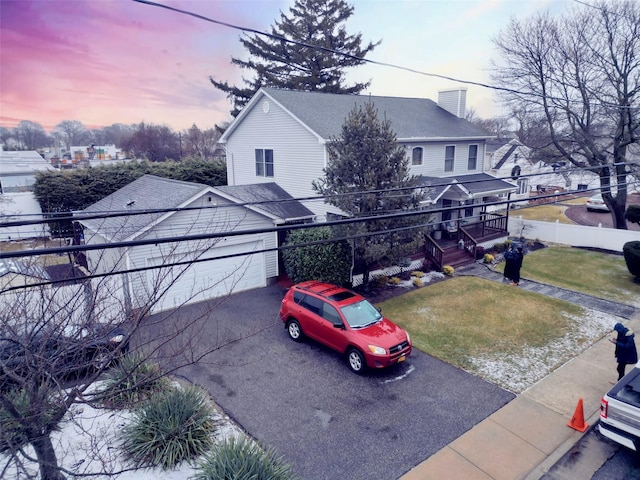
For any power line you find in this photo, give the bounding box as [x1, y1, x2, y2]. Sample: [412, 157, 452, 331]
[3, 178, 638, 263]
[2, 161, 635, 229]
[131, 0, 640, 110]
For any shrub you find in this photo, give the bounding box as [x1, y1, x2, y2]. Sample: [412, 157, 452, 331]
[1, 388, 60, 454]
[442, 265, 454, 276]
[411, 271, 425, 278]
[623, 241, 640, 280]
[483, 253, 495, 264]
[375, 275, 389, 287]
[389, 276, 401, 285]
[120, 386, 217, 470]
[625, 205, 640, 225]
[0, 389, 30, 453]
[193, 436, 297, 480]
[99, 354, 171, 409]
[282, 226, 352, 286]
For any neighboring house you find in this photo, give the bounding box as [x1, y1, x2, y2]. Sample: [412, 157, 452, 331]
[487, 139, 600, 202]
[77, 174, 313, 313]
[219, 87, 516, 224]
[0, 150, 52, 240]
[219, 87, 517, 269]
[0, 258, 50, 290]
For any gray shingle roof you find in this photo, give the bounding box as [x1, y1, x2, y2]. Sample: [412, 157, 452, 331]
[215, 183, 314, 222]
[79, 176, 315, 241]
[420, 173, 516, 199]
[261, 87, 492, 140]
[79, 175, 210, 241]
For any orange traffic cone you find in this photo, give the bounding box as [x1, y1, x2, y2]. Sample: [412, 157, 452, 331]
[567, 398, 589, 432]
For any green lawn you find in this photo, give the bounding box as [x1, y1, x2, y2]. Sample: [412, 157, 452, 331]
[512, 204, 574, 223]
[377, 246, 639, 392]
[496, 246, 639, 307]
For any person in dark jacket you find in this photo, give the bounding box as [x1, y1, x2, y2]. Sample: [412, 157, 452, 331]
[503, 245, 516, 283]
[610, 322, 639, 380]
[511, 246, 524, 286]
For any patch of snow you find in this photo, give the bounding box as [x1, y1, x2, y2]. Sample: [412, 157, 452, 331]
[1, 382, 244, 479]
[469, 309, 617, 393]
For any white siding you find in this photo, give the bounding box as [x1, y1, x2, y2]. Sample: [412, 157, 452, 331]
[83, 191, 278, 312]
[402, 140, 487, 177]
[225, 94, 342, 219]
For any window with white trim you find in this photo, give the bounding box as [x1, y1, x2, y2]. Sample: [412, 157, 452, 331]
[468, 145, 478, 170]
[444, 146, 455, 172]
[412, 147, 423, 165]
[517, 178, 529, 195]
[255, 149, 274, 177]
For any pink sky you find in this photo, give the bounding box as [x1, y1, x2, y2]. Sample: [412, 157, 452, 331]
[1, 0, 568, 134]
[0, 0, 280, 132]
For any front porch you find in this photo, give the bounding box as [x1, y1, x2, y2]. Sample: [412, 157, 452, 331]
[424, 213, 509, 270]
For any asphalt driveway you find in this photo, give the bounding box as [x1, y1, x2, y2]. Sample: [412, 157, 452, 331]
[174, 285, 514, 480]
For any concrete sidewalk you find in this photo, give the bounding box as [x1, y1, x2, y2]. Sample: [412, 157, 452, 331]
[400, 263, 639, 480]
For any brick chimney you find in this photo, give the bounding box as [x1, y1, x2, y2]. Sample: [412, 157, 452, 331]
[438, 88, 467, 118]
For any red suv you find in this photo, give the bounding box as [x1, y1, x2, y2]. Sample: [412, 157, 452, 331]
[279, 281, 412, 373]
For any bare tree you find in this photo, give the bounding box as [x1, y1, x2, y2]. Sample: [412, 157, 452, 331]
[56, 121, 88, 152]
[14, 121, 50, 150]
[182, 124, 221, 161]
[492, 0, 640, 229]
[465, 109, 512, 140]
[122, 123, 179, 161]
[0, 210, 264, 479]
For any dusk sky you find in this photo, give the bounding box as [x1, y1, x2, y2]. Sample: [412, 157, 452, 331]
[0, 0, 570, 133]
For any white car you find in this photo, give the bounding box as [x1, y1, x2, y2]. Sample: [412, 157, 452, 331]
[586, 193, 610, 212]
[599, 365, 640, 451]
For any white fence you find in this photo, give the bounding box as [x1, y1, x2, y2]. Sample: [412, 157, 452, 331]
[508, 216, 640, 252]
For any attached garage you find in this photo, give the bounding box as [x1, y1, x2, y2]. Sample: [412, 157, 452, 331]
[78, 175, 314, 316]
[147, 240, 266, 314]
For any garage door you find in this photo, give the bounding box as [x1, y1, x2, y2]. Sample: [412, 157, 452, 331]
[147, 240, 265, 313]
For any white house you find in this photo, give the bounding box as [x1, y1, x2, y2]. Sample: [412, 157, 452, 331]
[77, 174, 313, 313]
[487, 139, 601, 202]
[0, 150, 52, 240]
[219, 87, 517, 226]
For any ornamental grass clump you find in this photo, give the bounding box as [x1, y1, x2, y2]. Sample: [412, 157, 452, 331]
[389, 276, 401, 285]
[442, 265, 454, 276]
[411, 271, 425, 278]
[412, 277, 422, 288]
[193, 436, 298, 480]
[99, 353, 171, 409]
[120, 385, 216, 470]
[483, 253, 495, 264]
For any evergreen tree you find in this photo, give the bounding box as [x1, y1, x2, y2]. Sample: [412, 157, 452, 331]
[210, 0, 379, 118]
[312, 102, 429, 286]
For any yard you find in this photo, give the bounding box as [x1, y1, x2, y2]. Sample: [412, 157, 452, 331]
[379, 246, 639, 393]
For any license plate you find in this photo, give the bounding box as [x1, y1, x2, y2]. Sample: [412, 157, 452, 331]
[397, 355, 406, 363]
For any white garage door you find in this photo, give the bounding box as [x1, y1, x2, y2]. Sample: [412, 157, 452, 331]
[147, 240, 265, 313]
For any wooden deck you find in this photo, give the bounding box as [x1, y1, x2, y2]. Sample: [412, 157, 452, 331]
[425, 214, 509, 270]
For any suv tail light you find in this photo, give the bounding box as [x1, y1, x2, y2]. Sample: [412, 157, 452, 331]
[600, 398, 608, 419]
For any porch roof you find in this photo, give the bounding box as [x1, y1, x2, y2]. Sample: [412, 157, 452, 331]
[419, 173, 517, 202]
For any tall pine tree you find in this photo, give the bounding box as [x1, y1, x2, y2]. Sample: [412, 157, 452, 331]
[210, 0, 379, 118]
[313, 102, 430, 286]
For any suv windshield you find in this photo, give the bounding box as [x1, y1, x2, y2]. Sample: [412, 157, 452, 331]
[340, 300, 382, 328]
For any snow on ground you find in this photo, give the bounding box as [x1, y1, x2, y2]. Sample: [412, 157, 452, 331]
[469, 309, 618, 393]
[1, 383, 243, 480]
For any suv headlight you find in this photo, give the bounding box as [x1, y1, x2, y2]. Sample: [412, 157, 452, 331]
[109, 334, 125, 343]
[368, 345, 386, 355]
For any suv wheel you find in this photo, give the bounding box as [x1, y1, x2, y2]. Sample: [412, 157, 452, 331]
[347, 348, 365, 374]
[286, 319, 303, 342]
